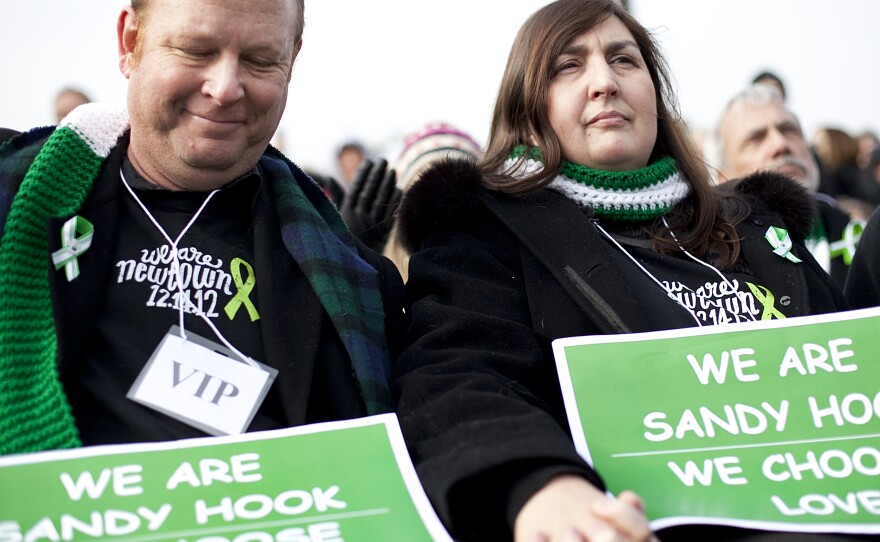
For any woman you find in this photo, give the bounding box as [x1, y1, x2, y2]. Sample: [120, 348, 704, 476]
[392, 1, 853, 541]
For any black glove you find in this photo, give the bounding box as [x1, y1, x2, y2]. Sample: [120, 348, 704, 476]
[340, 158, 402, 251]
[308, 171, 346, 205]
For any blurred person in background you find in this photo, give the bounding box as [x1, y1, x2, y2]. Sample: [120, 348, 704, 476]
[54, 87, 91, 123]
[383, 122, 482, 281]
[336, 139, 368, 189]
[751, 70, 786, 101]
[715, 84, 864, 290]
[855, 130, 879, 170]
[812, 126, 879, 219]
[331, 123, 482, 263]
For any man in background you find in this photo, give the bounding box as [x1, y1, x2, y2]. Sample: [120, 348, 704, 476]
[715, 84, 863, 290]
[54, 87, 91, 123]
[336, 140, 368, 189]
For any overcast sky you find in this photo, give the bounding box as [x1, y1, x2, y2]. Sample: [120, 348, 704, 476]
[2, 1, 879, 177]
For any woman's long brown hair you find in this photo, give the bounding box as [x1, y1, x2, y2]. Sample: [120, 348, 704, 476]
[480, 0, 745, 268]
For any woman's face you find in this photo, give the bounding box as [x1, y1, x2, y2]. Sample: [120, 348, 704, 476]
[546, 16, 657, 171]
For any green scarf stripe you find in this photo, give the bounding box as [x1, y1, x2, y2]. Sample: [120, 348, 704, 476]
[0, 127, 103, 454]
[561, 156, 677, 191]
[590, 204, 675, 221]
[508, 145, 542, 161]
[508, 146, 677, 190]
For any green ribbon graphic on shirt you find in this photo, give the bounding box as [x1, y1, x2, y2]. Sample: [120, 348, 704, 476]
[829, 219, 865, 265]
[745, 282, 786, 320]
[224, 257, 260, 321]
[51, 216, 93, 281]
[764, 226, 802, 263]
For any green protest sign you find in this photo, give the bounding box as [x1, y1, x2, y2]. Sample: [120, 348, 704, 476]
[0, 414, 452, 542]
[553, 307, 880, 534]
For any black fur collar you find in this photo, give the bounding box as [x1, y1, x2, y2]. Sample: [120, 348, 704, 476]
[717, 171, 816, 240]
[396, 158, 816, 253]
[396, 158, 485, 254]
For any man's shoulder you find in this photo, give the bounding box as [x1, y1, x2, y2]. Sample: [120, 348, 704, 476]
[814, 195, 865, 241]
[0, 126, 55, 189]
[0, 125, 54, 154]
[0, 127, 21, 144]
[816, 196, 853, 221]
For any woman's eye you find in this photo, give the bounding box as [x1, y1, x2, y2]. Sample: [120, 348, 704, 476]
[554, 60, 578, 74]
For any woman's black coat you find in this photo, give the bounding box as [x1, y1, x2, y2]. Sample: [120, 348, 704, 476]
[391, 159, 847, 540]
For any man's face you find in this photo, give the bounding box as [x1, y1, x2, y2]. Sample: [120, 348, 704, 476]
[119, 0, 299, 190]
[338, 148, 365, 186]
[720, 100, 819, 192]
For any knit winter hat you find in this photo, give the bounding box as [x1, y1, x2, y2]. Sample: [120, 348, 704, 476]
[394, 122, 481, 190]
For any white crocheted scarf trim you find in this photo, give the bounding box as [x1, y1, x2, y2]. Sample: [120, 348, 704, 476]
[502, 156, 690, 220]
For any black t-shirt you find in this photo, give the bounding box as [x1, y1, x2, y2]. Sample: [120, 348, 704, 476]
[66, 158, 286, 444]
[598, 221, 796, 328]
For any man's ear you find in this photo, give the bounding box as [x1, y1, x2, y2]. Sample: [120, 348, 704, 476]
[117, 6, 139, 78]
[288, 40, 303, 82]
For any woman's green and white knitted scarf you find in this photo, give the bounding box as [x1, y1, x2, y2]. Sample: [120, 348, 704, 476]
[504, 147, 690, 221]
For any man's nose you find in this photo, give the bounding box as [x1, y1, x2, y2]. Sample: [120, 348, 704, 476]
[202, 55, 245, 105]
[766, 128, 791, 157]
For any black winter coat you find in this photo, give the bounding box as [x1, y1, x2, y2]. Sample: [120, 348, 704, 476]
[392, 159, 852, 541]
[845, 207, 880, 308]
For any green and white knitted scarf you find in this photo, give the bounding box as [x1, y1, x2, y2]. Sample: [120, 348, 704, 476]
[0, 104, 128, 454]
[505, 147, 690, 221]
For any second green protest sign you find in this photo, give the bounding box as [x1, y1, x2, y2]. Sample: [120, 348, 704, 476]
[553, 307, 880, 534]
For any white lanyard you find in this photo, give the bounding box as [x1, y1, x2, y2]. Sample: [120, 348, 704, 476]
[593, 217, 757, 327]
[119, 169, 260, 368]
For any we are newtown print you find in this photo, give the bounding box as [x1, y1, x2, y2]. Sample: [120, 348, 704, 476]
[663, 277, 781, 325]
[114, 244, 259, 322]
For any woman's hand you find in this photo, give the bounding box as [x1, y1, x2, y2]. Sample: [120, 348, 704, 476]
[514, 475, 659, 542]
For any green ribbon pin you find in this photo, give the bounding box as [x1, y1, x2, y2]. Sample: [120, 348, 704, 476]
[51, 216, 94, 281]
[224, 257, 260, 321]
[764, 226, 802, 263]
[745, 282, 787, 320]
[829, 219, 865, 265]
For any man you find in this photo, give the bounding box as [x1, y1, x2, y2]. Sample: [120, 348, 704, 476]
[715, 84, 863, 289]
[751, 70, 786, 101]
[54, 87, 91, 123]
[0, 0, 404, 456]
[845, 207, 880, 309]
[336, 140, 367, 190]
